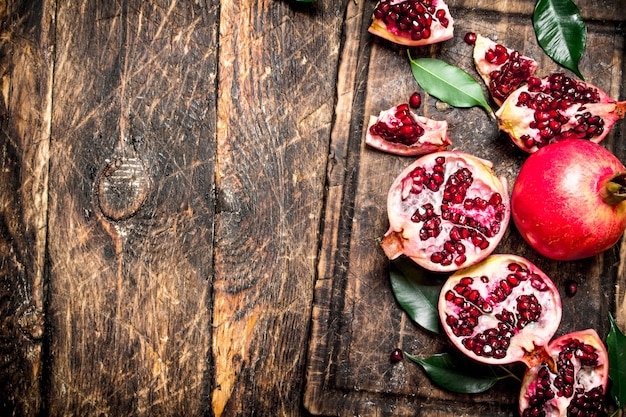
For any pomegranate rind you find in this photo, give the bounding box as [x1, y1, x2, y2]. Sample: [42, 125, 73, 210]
[438, 254, 562, 365]
[473, 34, 538, 106]
[382, 151, 510, 272]
[368, 0, 454, 47]
[512, 139, 626, 261]
[365, 111, 451, 156]
[518, 329, 609, 417]
[496, 75, 624, 153]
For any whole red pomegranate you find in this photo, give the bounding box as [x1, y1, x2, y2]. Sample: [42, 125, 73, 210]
[368, 0, 454, 47]
[365, 103, 451, 156]
[512, 139, 626, 261]
[471, 34, 538, 106]
[439, 255, 609, 416]
[381, 151, 510, 272]
[497, 73, 626, 153]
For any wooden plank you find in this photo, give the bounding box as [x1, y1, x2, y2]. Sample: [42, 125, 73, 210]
[45, 1, 218, 415]
[305, 0, 626, 415]
[210, 0, 345, 415]
[0, 1, 55, 415]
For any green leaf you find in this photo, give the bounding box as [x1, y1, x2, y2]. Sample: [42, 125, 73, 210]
[405, 352, 501, 394]
[533, 0, 587, 79]
[607, 313, 626, 408]
[389, 258, 443, 334]
[407, 52, 494, 118]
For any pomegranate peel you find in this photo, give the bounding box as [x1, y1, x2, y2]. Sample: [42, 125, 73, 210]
[365, 104, 451, 156]
[368, 0, 454, 47]
[512, 139, 626, 261]
[382, 151, 509, 272]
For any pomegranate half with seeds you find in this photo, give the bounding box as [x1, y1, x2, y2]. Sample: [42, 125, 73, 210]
[381, 151, 510, 272]
[512, 139, 626, 261]
[438, 255, 561, 365]
[365, 103, 451, 156]
[497, 73, 626, 153]
[438, 255, 609, 416]
[471, 34, 538, 106]
[368, 0, 454, 47]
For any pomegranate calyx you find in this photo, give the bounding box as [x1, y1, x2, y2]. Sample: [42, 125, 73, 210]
[522, 343, 555, 371]
[380, 231, 406, 260]
[600, 171, 626, 206]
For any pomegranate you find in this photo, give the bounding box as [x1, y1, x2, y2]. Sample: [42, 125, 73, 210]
[519, 329, 608, 417]
[512, 139, 626, 261]
[380, 151, 510, 272]
[438, 255, 609, 416]
[438, 255, 562, 365]
[496, 73, 626, 153]
[368, 0, 454, 47]
[365, 103, 451, 156]
[471, 34, 538, 106]
[409, 92, 422, 109]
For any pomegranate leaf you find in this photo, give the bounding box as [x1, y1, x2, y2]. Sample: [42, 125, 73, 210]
[389, 258, 443, 334]
[405, 352, 501, 394]
[607, 313, 626, 408]
[407, 52, 494, 118]
[533, 0, 586, 80]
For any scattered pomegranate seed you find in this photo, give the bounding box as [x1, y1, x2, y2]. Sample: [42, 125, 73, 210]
[409, 92, 422, 109]
[390, 348, 404, 363]
[464, 32, 477, 45]
[565, 280, 578, 297]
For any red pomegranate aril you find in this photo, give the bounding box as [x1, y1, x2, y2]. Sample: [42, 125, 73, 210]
[390, 348, 404, 363]
[409, 92, 422, 108]
[464, 32, 477, 45]
[565, 280, 578, 297]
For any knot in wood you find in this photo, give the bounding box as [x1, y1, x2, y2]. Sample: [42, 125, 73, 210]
[97, 156, 151, 221]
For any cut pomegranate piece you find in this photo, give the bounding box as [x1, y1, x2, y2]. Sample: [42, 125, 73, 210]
[438, 255, 562, 365]
[381, 152, 510, 272]
[497, 73, 626, 153]
[472, 34, 538, 106]
[519, 329, 609, 417]
[365, 103, 451, 156]
[368, 0, 454, 47]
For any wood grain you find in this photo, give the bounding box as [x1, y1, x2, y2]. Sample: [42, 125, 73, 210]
[0, 1, 54, 415]
[45, 1, 217, 415]
[211, 1, 344, 414]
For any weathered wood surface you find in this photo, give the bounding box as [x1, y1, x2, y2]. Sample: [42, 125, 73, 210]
[0, 0, 625, 416]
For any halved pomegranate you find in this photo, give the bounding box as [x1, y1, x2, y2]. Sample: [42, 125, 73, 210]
[381, 152, 510, 272]
[365, 103, 451, 156]
[496, 73, 626, 153]
[368, 0, 454, 47]
[438, 255, 562, 365]
[519, 329, 609, 417]
[471, 34, 538, 106]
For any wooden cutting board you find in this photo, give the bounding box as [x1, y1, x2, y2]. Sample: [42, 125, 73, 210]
[304, 0, 626, 415]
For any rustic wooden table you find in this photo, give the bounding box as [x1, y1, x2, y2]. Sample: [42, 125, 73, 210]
[1, 0, 625, 416]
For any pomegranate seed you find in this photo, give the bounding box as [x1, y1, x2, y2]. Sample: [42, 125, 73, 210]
[565, 280, 578, 296]
[390, 348, 404, 363]
[409, 92, 421, 108]
[464, 32, 477, 45]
